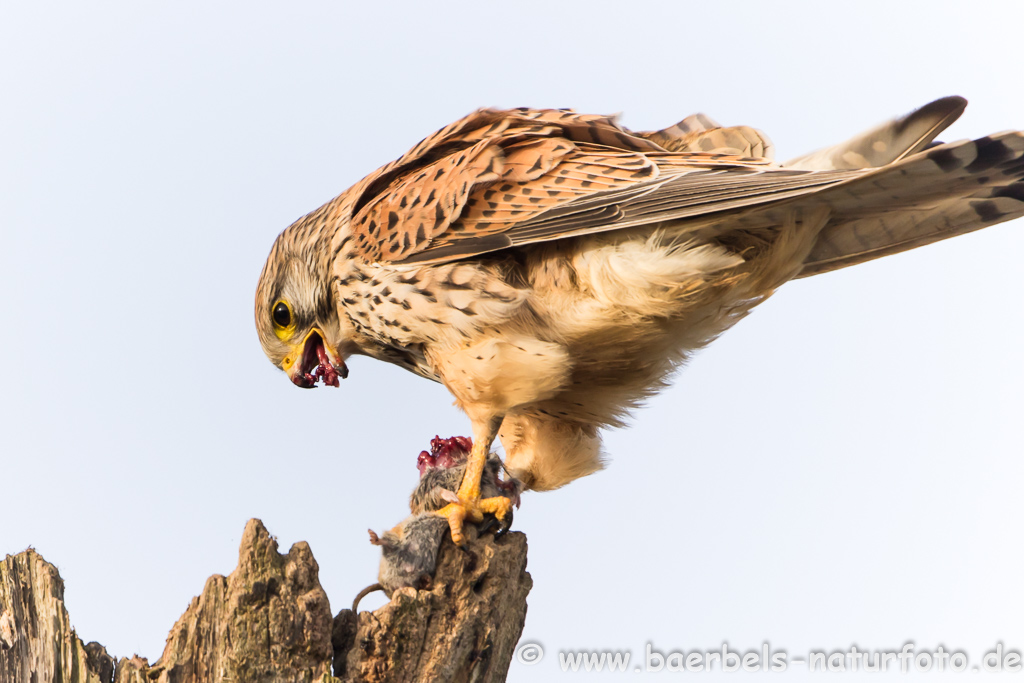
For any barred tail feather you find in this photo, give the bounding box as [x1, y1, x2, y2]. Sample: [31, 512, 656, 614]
[798, 131, 1024, 277]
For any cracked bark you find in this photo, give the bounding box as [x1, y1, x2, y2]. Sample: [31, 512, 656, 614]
[0, 548, 114, 683]
[1, 519, 531, 683]
[332, 530, 531, 682]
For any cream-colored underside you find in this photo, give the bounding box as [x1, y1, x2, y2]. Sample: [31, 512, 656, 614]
[421, 208, 830, 490]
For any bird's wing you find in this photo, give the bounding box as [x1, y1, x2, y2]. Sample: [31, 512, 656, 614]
[639, 113, 775, 159]
[347, 101, 1024, 270]
[348, 107, 848, 266]
[645, 97, 1024, 277]
[348, 108, 667, 262]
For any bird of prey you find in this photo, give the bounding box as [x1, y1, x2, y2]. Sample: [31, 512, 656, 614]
[255, 96, 1024, 544]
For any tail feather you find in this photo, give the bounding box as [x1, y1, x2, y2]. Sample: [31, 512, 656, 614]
[799, 130, 1024, 276]
[784, 95, 967, 170]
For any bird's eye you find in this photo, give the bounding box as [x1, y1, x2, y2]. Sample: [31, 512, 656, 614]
[272, 300, 293, 334]
[273, 301, 292, 327]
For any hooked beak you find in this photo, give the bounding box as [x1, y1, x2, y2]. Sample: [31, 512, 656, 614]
[281, 328, 349, 388]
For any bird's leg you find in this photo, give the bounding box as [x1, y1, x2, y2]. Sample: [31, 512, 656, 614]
[434, 416, 512, 545]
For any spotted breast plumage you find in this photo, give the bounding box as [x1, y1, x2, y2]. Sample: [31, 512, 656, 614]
[255, 97, 1024, 544]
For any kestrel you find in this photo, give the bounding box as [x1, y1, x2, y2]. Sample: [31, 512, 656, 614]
[256, 96, 1024, 544]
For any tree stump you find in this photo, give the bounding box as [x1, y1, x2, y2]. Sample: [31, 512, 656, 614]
[0, 519, 531, 683]
[333, 531, 531, 682]
[0, 548, 114, 683]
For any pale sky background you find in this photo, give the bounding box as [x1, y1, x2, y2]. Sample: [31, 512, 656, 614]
[2, 2, 1022, 680]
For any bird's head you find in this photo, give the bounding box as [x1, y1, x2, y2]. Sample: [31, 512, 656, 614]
[255, 230, 350, 388]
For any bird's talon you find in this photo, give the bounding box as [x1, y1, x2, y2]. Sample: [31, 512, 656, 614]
[434, 493, 513, 545]
[478, 507, 512, 537]
[477, 516, 497, 536]
[494, 508, 514, 539]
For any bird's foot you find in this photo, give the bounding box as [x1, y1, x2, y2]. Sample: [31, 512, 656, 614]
[433, 493, 513, 546]
[430, 430, 512, 545]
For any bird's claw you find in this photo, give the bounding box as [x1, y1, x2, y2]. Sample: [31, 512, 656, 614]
[434, 495, 512, 546]
[478, 506, 514, 538]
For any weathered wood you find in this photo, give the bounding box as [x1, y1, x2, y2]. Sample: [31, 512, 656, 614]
[0, 548, 115, 683]
[1, 519, 531, 683]
[112, 519, 335, 683]
[333, 531, 532, 683]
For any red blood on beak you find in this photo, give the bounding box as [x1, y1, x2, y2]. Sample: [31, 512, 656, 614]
[294, 331, 348, 388]
[313, 344, 341, 387]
